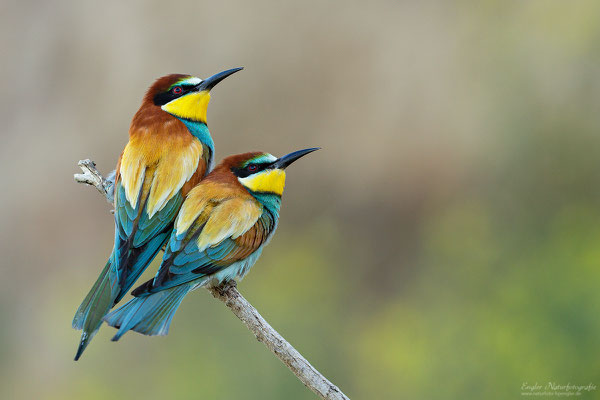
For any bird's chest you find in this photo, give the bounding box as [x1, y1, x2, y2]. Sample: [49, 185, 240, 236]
[119, 131, 204, 214]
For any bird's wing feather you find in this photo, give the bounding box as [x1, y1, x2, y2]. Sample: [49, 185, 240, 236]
[133, 195, 272, 294]
[112, 135, 204, 292]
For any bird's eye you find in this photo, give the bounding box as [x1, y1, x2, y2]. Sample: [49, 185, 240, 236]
[247, 164, 258, 172]
[172, 86, 183, 95]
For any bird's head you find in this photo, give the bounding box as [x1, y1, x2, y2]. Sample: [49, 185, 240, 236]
[226, 148, 320, 196]
[146, 67, 243, 123]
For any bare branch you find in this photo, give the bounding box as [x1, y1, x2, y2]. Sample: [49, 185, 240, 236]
[74, 159, 350, 400]
[209, 280, 349, 400]
[74, 159, 115, 205]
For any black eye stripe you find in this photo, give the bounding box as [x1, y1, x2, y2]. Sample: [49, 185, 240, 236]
[231, 162, 271, 178]
[153, 84, 197, 106]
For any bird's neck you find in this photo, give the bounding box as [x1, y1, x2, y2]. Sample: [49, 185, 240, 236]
[176, 118, 214, 152]
[249, 191, 282, 215]
[177, 118, 215, 170]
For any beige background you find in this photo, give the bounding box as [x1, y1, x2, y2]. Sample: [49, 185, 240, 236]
[2, 1, 600, 399]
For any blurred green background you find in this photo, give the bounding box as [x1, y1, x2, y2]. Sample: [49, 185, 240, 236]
[2, 0, 600, 398]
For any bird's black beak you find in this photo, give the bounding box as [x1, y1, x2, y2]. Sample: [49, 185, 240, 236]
[272, 148, 320, 169]
[196, 67, 244, 91]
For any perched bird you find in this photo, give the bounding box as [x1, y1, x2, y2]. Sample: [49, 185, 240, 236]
[103, 148, 319, 340]
[73, 67, 243, 360]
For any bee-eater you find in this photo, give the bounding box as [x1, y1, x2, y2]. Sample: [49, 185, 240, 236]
[73, 67, 243, 360]
[102, 148, 319, 340]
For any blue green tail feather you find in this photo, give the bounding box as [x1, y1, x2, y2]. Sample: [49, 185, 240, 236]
[72, 230, 170, 360]
[72, 257, 119, 361]
[104, 282, 196, 340]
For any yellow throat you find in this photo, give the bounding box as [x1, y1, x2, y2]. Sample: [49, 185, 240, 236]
[161, 91, 211, 122]
[238, 169, 286, 195]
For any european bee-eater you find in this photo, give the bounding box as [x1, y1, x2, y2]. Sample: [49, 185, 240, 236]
[103, 148, 319, 340]
[73, 67, 243, 360]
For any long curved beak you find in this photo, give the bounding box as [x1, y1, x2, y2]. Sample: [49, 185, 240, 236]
[197, 67, 244, 91]
[272, 148, 320, 169]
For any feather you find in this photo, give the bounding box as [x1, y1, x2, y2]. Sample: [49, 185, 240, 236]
[104, 282, 198, 340]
